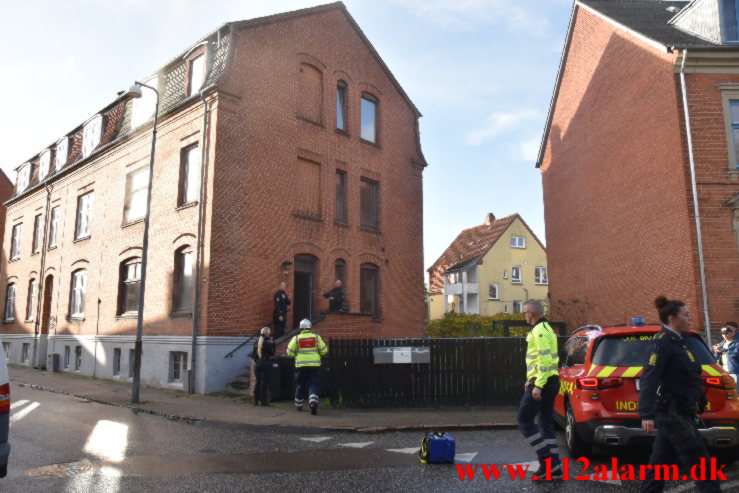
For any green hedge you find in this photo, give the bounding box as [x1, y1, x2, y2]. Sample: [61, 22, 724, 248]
[425, 312, 528, 338]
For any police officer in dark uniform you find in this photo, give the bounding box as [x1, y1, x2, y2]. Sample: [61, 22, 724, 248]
[273, 281, 291, 338]
[322, 280, 344, 313]
[638, 296, 722, 493]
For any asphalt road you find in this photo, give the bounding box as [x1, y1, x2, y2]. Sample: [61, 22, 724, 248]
[3, 384, 739, 492]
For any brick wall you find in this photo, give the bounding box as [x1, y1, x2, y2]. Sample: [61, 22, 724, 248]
[540, 7, 703, 328]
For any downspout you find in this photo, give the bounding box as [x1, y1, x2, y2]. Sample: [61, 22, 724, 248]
[32, 182, 52, 368]
[678, 49, 712, 346]
[190, 89, 210, 393]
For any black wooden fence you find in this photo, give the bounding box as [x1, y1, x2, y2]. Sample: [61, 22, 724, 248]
[328, 336, 569, 408]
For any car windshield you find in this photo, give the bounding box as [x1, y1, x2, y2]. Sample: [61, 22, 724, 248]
[592, 333, 715, 367]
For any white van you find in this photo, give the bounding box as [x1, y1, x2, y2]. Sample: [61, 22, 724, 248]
[0, 337, 9, 477]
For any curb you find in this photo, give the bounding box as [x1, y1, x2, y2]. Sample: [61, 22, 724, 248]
[13, 381, 204, 424]
[343, 423, 520, 434]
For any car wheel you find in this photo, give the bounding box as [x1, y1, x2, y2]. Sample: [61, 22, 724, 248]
[565, 402, 591, 457]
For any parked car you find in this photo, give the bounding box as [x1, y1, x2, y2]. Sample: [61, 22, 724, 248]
[0, 338, 8, 477]
[555, 323, 739, 456]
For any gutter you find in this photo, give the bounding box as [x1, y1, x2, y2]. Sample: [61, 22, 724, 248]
[678, 49, 712, 346]
[189, 89, 211, 394]
[31, 182, 52, 368]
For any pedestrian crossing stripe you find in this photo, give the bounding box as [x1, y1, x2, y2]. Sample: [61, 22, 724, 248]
[454, 452, 478, 463]
[387, 447, 420, 454]
[339, 442, 373, 448]
[299, 436, 333, 443]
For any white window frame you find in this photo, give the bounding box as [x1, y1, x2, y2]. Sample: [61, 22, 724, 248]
[32, 214, 43, 254]
[535, 266, 548, 285]
[131, 77, 158, 129]
[82, 114, 103, 159]
[188, 54, 205, 97]
[17, 163, 31, 193]
[55, 137, 68, 171]
[180, 145, 200, 205]
[39, 149, 51, 181]
[719, 84, 739, 180]
[76, 192, 93, 239]
[49, 206, 59, 249]
[169, 351, 188, 383]
[10, 223, 22, 260]
[510, 236, 526, 248]
[511, 265, 522, 284]
[70, 270, 87, 318]
[4, 284, 15, 322]
[21, 343, 30, 363]
[488, 283, 499, 300]
[124, 167, 149, 223]
[26, 279, 37, 322]
[75, 345, 82, 371]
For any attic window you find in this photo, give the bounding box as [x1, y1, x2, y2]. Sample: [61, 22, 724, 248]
[723, 0, 739, 42]
[666, 6, 681, 13]
[39, 149, 51, 181]
[131, 77, 158, 129]
[55, 137, 68, 170]
[17, 163, 31, 192]
[186, 49, 206, 97]
[82, 114, 103, 159]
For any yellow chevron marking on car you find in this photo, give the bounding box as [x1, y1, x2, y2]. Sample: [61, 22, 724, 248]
[621, 367, 642, 378]
[596, 366, 617, 378]
[702, 365, 722, 377]
[559, 380, 575, 396]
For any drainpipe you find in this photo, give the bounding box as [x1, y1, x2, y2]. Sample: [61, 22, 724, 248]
[31, 182, 52, 368]
[189, 89, 210, 394]
[679, 50, 712, 346]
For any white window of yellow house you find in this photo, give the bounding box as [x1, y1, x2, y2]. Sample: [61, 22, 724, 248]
[55, 137, 68, 171]
[39, 149, 51, 181]
[510, 236, 526, 248]
[82, 114, 103, 159]
[535, 266, 548, 285]
[511, 265, 521, 284]
[488, 283, 499, 300]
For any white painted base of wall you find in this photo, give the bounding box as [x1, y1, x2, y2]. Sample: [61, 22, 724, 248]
[0, 333, 254, 394]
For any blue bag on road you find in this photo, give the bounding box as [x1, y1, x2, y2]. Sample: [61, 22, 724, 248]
[419, 432, 455, 464]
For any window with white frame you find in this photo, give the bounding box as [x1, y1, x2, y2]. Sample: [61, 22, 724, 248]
[123, 167, 149, 223]
[169, 351, 188, 382]
[173, 247, 194, 312]
[26, 279, 37, 321]
[179, 145, 200, 205]
[119, 259, 141, 315]
[131, 77, 158, 129]
[64, 345, 70, 369]
[75, 345, 82, 370]
[17, 163, 30, 193]
[535, 266, 548, 285]
[22, 343, 30, 363]
[4, 284, 15, 322]
[49, 207, 59, 249]
[510, 236, 526, 248]
[39, 149, 51, 181]
[2, 342, 9, 360]
[82, 114, 103, 158]
[10, 223, 22, 260]
[113, 348, 121, 376]
[55, 137, 68, 171]
[488, 283, 499, 300]
[513, 300, 523, 313]
[188, 54, 205, 96]
[69, 270, 87, 318]
[723, 0, 739, 42]
[76, 192, 93, 239]
[32, 214, 42, 254]
[511, 265, 522, 283]
[728, 100, 739, 170]
[504, 304, 509, 314]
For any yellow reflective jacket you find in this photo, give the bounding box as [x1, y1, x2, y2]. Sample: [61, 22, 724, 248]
[526, 319, 559, 388]
[287, 329, 328, 367]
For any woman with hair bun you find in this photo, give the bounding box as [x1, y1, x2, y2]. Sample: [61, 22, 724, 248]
[638, 297, 721, 493]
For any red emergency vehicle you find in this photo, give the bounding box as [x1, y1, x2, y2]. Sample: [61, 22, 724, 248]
[555, 323, 739, 456]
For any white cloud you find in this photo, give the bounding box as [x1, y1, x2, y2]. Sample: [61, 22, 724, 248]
[465, 109, 539, 146]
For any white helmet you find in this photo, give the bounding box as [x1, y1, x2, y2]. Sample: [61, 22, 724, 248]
[299, 319, 312, 329]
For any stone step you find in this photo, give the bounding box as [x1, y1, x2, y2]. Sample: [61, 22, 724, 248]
[225, 382, 251, 396]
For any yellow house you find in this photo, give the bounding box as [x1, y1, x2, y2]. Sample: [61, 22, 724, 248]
[427, 213, 548, 319]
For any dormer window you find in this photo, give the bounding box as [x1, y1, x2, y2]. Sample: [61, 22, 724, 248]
[82, 114, 103, 159]
[39, 149, 51, 181]
[55, 137, 68, 170]
[723, 0, 739, 42]
[185, 46, 206, 97]
[131, 77, 158, 129]
[17, 163, 30, 193]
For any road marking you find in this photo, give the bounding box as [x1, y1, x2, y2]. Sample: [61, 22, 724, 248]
[10, 401, 39, 424]
[300, 436, 333, 443]
[387, 447, 420, 454]
[10, 399, 29, 410]
[455, 452, 478, 463]
[339, 442, 373, 448]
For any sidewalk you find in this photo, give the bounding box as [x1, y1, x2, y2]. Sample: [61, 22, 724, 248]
[9, 365, 518, 433]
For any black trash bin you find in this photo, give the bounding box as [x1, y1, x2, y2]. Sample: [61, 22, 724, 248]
[266, 359, 282, 400]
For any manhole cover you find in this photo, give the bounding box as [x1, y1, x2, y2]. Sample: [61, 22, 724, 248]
[26, 461, 100, 478]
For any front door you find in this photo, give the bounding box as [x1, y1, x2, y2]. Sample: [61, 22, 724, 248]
[293, 255, 316, 329]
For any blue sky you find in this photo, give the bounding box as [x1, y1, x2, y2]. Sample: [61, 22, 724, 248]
[0, 0, 573, 270]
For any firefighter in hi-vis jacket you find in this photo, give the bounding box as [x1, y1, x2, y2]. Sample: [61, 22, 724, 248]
[517, 299, 563, 480]
[287, 319, 328, 415]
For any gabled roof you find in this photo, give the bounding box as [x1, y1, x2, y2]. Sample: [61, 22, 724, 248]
[428, 213, 545, 275]
[535, 0, 739, 169]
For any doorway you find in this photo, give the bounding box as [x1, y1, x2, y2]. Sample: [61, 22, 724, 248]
[293, 254, 316, 329]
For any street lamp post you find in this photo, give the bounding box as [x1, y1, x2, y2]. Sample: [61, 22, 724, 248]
[122, 81, 159, 404]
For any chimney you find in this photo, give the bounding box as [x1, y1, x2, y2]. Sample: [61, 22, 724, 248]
[484, 212, 496, 225]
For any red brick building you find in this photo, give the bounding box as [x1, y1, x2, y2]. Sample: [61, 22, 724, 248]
[1, 2, 426, 393]
[538, 0, 739, 340]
